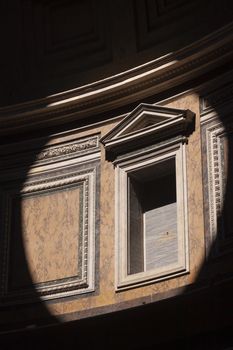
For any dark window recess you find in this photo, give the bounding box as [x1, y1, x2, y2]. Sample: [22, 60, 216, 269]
[128, 158, 177, 275]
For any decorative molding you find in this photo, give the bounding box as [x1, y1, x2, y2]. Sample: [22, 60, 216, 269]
[101, 103, 191, 289]
[0, 134, 100, 171]
[0, 133, 100, 303]
[201, 113, 233, 257]
[101, 103, 194, 159]
[114, 142, 189, 289]
[0, 22, 233, 135]
[201, 78, 233, 257]
[36, 136, 99, 162]
[0, 164, 98, 302]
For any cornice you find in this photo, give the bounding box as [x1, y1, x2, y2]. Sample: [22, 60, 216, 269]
[1, 22, 233, 135]
[100, 103, 194, 160]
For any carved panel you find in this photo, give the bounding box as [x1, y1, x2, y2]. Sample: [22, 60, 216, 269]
[201, 96, 233, 257]
[36, 135, 99, 163]
[21, 0, 112, 82]
[0, 135, 100, 169]
[134, 0, 196, 51]
[10, 186, 81, 288]
[0, 134, 100, 302]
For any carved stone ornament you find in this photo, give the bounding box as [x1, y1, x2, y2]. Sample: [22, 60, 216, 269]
[101, 103, 195, 160]
[36, 136, 99, 162]
[201, 115, 233, 257]
[0, 134, 100, 303]
[101, 103, 193, 289]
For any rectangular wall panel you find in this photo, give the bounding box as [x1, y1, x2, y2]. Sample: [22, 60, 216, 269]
[201, 83, 233, 257]
[9, 186, 81, 290]
[0, 134, 100, 303]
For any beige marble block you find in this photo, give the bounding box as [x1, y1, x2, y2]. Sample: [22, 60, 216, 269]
[11, 186, 81, 288]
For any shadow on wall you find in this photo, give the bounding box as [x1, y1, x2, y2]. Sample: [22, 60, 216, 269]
[2, 0, 233, 107]
[0, 77, 233, 350]
[0, 137, 59, 330]
[1, 1, 233, 349]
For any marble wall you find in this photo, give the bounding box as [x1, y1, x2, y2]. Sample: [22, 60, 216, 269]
[10, 187, 80, 289]
[0, 92, 206, 327]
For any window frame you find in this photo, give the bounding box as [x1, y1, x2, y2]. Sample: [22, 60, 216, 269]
[115, 140, 189, 290]
[100, 103, 194, 290]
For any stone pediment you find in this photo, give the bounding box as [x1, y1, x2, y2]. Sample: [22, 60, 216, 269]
[101, 103, 195, 158]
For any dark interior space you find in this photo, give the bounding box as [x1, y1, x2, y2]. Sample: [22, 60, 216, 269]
[0, 1, 233, 349]
[1, 0, 233, 106]
[129, 159, 177, 274]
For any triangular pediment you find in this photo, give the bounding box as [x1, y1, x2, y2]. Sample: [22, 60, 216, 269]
[103, 104, 175, 141]
[100, 103, 195, 159]
[119, 113, 168, 136]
